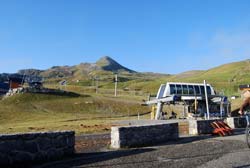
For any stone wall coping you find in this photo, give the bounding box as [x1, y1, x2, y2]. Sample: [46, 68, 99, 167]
[0, 131, 74, 139]
[189, 119, 220, 121]
[112, 122, 178, 129]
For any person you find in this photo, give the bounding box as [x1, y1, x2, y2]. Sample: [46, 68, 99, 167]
[169, 111, 177, 119]
[239, 97, 250, 115]
[161, 111, 167, 120]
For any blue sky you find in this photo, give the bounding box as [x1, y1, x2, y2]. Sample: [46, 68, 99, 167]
[0, 0, 250, 74]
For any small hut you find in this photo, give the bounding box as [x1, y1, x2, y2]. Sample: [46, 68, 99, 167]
[8, 76, 23, 89]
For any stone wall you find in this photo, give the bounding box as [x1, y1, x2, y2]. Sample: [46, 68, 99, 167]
[3, 87, 80, 99]
[111, 123, 178, 148]
[189, 119, 221, 135]
[0, 131, 75, 167]
[226, 117, 247, 128]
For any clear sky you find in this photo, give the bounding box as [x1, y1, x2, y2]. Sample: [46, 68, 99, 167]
[0, 0, 250, 74]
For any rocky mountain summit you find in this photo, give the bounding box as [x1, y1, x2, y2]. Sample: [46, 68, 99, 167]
[17, 56, 136, 79]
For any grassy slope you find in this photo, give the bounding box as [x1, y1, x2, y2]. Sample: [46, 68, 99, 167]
[132, 60, 250, 96]
[20, 57, 250, 97]
[63, 60, 250, 96]
[0, 93, 150, 134]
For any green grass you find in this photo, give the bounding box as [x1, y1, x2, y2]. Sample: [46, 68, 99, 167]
[138, 60, 250, 97]
[0, 92, 150, 134]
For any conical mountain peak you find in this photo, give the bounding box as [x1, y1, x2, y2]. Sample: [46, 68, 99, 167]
[96, 56, 135, 73]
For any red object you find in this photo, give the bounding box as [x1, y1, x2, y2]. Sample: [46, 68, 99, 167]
[10, 82, 21, 89]
[217, 121, 233, 135]
[211, 121, 233, 136]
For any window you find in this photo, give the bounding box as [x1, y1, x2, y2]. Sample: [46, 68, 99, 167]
[170, 84, 176, 94]
[182, 85, 188, 94]
[188, 85, 194, 94]
[200, 86, 205, 95]
[157, 85, 165, 98]
[176, 85, 182, 94]
[194, 85, 200, 95]
[206, 86, 211, 95]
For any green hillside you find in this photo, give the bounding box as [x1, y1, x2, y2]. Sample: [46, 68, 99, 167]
[87, 59, 250, 96]
[166, 60, 250, 95]
[16, 57, 250, 97]
[0, 93, 150, 134]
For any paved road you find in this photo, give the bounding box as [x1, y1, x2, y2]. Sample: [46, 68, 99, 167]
[198, 129, 250, 168]
[36, 129, 250, 168]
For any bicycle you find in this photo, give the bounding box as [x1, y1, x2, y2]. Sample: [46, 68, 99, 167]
[244, 111, 250, 148]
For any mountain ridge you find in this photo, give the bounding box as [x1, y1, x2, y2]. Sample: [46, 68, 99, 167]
[18, 56, 136, 79]
[11, 57, 250, 83]
[3, 57, 250, 95]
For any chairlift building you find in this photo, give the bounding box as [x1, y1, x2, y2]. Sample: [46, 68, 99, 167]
[146, 82, 230, 120]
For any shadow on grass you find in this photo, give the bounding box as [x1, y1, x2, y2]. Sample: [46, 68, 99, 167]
[33, 88, 90, 98]
[62, 111, 151, 122]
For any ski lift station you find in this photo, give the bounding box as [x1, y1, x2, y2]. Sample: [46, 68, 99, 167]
[111, 81, 233, 148]
[146, 81, 230, 120]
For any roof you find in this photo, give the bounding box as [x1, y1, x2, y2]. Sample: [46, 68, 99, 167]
[8, 76, 23, 83]
[166, 82, 212, 86]
[0, 82, 9, 90]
